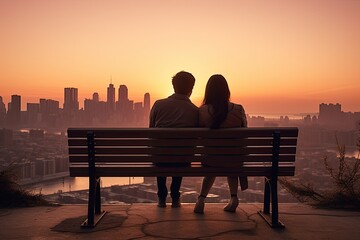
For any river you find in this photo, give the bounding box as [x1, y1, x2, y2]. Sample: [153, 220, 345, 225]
[26, 177, 144, 195]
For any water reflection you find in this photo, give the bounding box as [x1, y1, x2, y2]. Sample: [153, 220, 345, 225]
[26, 177, 144, 195]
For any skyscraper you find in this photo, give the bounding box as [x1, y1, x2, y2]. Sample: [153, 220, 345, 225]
[7, 95, 21, 126]
[118, 85, 128, 103]
[64, 88, 79, 113]
[27, 103, 40, 124]
[40, 99, 60, 115]
[118, 85, 129, 113]
[0, 96, 6, 126]
[144, 92, 150, 119]
[93, 92, 99, 102]
[107, 83, 115, 113]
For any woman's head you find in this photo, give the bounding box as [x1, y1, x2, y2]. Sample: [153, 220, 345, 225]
[203, 74, 231, 129]
[203, 74, 230, 106]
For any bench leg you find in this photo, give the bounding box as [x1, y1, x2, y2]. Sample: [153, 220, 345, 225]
[82, 132, 107, 228]
[81, 176, 107, 228]
[258, 131, 285, 228]
[95, 177, 102, 214]
[263, 177, 270, 214]
[258, 177, 285, 228]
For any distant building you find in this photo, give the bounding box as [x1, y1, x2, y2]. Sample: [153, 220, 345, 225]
[7, 95, 21, 126]
[0, 96, 6, 126]
[63, 88, 79, 113]
[18, 162, 36, 179]
[35, 158, 56, 176]
[0, 128, 13, 146]
[40, 99, 60, 115]
[319, 103, 341, 121]
[55, 157, 69, 173]
[92, 92, 99, 102]
[117, 85, 129, 113]
[248, 115, 265, 127]
[39, 98, 60, 128]
[107, 83, 116, 114]
[318, 103, 356, 130]
[27, 103, 40, 125]
[63, 88, 79, 125]
[144, 92, 150, 119]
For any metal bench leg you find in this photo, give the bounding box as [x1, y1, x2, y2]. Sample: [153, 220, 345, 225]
[95, 177, 102, 214]
[263, 177, 270, 214]
[81, 132, 107, 228]
[258, 131, 285, 228]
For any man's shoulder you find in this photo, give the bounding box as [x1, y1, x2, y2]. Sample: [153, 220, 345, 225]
[152, 97, 172, 108]
[153, 96, 198, 110]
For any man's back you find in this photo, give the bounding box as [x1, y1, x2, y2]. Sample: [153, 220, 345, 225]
[149, 71, 198, 208]
[150, 93, 198, 128]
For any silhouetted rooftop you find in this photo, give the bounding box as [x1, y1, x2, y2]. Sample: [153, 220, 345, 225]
[1, 203, 359, 239]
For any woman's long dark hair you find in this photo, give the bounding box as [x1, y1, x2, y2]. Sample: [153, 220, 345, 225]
[202, 74, 231, 129]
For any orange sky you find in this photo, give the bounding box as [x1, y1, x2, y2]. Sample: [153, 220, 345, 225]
[1, 0, 359, 114]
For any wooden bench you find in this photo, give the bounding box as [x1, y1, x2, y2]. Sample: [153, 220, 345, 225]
[67, 127, 298, 228]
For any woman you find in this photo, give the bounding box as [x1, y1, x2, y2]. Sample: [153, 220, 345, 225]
[194, 74, 248, 214]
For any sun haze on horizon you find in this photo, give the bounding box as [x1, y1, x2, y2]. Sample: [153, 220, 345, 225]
[1, 0, 359, 114]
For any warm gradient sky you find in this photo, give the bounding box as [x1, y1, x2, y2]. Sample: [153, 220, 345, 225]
[1, 0, 359, 114]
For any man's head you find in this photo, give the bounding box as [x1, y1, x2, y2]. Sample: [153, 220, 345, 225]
[172, 71, 195, 96]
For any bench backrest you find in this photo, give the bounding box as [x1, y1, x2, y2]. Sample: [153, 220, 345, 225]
[68, 127, 298, 177]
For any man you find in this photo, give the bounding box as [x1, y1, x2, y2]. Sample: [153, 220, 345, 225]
[149, 71, 199, 208]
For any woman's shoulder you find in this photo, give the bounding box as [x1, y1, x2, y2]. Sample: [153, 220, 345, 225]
[229, 102, 245, 113]
[199, 104, 212, 114]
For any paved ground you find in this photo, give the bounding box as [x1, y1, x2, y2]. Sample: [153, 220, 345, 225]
[1, 203, 360, 239]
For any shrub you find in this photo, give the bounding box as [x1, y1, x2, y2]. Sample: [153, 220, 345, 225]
[0, 164, 49, 208]
[280, 129, 360, 210]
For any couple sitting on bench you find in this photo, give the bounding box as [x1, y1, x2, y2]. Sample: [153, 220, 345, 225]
[150, 71, 248, 213]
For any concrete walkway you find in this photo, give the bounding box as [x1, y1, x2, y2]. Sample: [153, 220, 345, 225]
[1, 203, 360, 239]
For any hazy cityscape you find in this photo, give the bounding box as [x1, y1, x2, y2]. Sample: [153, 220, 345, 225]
[1, 84, 360, 205]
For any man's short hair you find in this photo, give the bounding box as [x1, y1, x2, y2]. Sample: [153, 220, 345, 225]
[172, 71, 195, 95]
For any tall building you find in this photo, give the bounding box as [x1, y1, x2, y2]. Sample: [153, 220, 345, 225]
[27, 103, 40, 124]
[318, 103, 356, 130]
[39, 98, 60, 128]
[144, 92, 150, 114]
[107, 83, 115, 113]
[63, 88, 79, 113]
[144, 93, 150, 111]
[117, 85, 129, 114]
[118, 85, 128, 102]
[318, 103, 342, 126]
[0, 96, 6, 126]
[93, 92, 99, 102]
[7, 95, 21, 126]
[319, 103, 341, 119]
[63, 88, 79, 125]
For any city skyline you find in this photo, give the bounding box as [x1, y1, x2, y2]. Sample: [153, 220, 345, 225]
[2, 84, 359, 116]
[1, 1, 360, 114]
[1, 80, 360, 114]
[0, 83, 152, 129]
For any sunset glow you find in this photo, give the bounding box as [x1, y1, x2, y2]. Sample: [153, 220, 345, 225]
[1, 0, 359, 113]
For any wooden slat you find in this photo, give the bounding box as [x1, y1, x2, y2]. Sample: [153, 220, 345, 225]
[68, 138, 298, 147]
[68, 154, 296, 163]
[69, 164, 295, 177]
[68, 146, 297, 155]
[67, 127, 298, 138]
